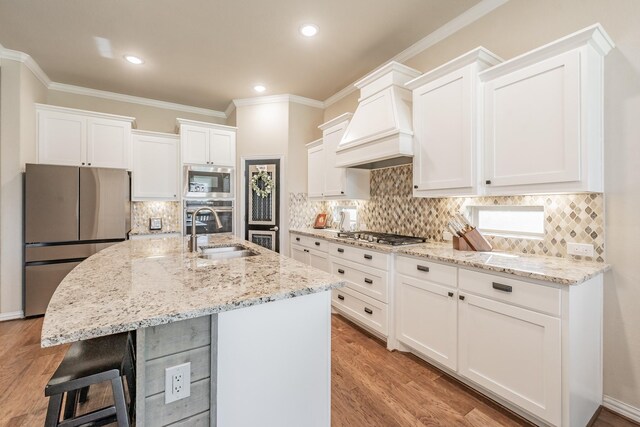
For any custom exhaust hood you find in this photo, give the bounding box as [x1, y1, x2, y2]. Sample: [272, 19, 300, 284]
[335, 61, 421, 169]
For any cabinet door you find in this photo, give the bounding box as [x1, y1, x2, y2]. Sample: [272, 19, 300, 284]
[309, 249, 330, 273]
[396, 274, 457, 370]
[307, 145, 325, 198]
[182, 125, 210, 164]
[290, 244, 310, 264]
[86, 117, 131, 169]
[37, 110, 85, 166]
[322, 124, 347, 197]
[484, 50, 581, 190]
[458, 293, 561, 425]
[132, 134, 179, 200]
[210, 130, 236, 167]
[413, 67, 474, 194]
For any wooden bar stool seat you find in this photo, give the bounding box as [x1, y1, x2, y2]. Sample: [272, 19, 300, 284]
[44, 332, 135, 427]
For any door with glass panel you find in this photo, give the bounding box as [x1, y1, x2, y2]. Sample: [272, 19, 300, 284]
[245, 159, 280, 252]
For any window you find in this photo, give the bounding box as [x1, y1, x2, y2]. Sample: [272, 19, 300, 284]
[467, 205, 545, 239]
[332, 206, 358, 231]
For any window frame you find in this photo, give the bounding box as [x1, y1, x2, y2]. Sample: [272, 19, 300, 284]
[467, 205, 545, 240]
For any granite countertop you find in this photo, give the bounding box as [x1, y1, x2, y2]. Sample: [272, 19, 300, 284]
[128, 230, 182, 236]
[41, 235, 345, 347]
[290, 228, 610, 285]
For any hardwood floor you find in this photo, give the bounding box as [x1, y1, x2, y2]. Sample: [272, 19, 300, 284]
[0, 315, 637, 427]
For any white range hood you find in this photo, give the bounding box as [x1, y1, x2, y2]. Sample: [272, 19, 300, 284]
[335, 61, 421, 169]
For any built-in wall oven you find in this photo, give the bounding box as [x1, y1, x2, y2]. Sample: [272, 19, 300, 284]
[183, 165, 234, 199]
[184, 200, 234, 236]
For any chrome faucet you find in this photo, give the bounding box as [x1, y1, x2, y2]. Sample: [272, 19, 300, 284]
[189, 207, 223, 252]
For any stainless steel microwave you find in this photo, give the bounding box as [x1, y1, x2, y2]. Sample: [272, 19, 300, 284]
[183, 165, 234, 199]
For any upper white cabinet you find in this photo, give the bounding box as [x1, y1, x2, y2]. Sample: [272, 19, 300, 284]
[132, 130, 180, 201]
[36, 104, 134, 169]
[307, 113, 370, 200]
[177, 119, 236, 167]
[406, 48, 502, 197]
[479, 24, 614, 195]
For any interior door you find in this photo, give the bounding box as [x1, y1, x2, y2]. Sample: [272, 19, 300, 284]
[245, 159, 280, 252]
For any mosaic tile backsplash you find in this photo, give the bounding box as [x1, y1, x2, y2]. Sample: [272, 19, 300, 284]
[131, 201, 181, 235]
[289, 164, 605, 262]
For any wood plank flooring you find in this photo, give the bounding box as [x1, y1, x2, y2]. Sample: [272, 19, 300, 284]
[0, 315, 637, 426]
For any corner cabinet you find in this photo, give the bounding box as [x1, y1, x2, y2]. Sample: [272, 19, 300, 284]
[132, 130, 180, 200]
[406, 48, 502, 197]
[306, 113, 370, 200]
[479, 24, 614, 195]
[36, 104, 134, 169]
[177, 119, 236, 167]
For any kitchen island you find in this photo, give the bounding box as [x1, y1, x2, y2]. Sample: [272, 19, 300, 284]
[42, 235, 345, 427]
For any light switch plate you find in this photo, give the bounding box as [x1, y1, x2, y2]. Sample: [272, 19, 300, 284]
[165, 362, 190, 404]
[567, 242, 594, 257]
[149, 217, 162, 231]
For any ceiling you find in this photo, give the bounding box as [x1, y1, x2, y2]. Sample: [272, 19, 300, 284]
[0, 0, 480, 112]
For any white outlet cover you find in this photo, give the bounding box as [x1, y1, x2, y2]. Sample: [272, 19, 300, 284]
[567, 242, 594, 257]
[165, 362, 191, 404]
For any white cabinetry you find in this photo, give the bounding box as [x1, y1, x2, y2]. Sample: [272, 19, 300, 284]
[406, 48, 501, 197]
[177, 119, 236, 166]
[306, 114, 370, 200]
[289, 234, 330, 273]
[36, 104, 134, 169]
[479, 25, 614, 195]
[132, 130, 180, 200]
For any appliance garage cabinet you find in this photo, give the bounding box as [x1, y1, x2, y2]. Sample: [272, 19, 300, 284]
[131, 130, 180, 200]
[177, 119, 237, 167]
[406, 48, 502, 198]
[36, 104, 134, 170]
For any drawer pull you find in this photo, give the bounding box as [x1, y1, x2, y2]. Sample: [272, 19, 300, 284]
[315, 241, 321, 246]
[459, 295, 465, 301]
[296, 237, 300, 241]
[448, 291, 454, 297]
[492, 282, 513, 293]
[364, 254, 373, 260]
[417, 265, 430, 272]
[337, 269, 345, 274]
[337, 294, 345, 300]
[337, 248, 344, 253]
[364, 307, 373, 315]
[364, 278, 373, 284]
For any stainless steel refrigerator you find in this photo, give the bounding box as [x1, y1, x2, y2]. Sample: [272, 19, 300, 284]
[23, 164, 130, 316]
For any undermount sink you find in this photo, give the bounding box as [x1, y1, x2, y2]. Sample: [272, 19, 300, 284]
[198, 245, 259, 261]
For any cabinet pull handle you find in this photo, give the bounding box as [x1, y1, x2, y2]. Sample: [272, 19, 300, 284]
[296, 237, 300, 241]
[337, 294, 345, 301]
[88, 163, 91, 166]
[337, 248, 344, 253]
[414, 185, 418, 189]
[492, 282, 513, 293]
[364, 307, 373, 315]
[485, 180, 492, 185]
[337, 269, 345, 274]
[81, 162, 85, 165]
[448, 291, 454, 297]
[459, 295, 465, 301]
[364, 278, 373, 284]
[315, 241, 320, 246]
[417, 265, 430, 272]
[364, 254, 373, 260]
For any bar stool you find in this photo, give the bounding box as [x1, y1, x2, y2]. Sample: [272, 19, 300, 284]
[44, 332, 135, 427]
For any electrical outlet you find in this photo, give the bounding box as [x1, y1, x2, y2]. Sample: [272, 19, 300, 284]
[165, 362, 190, 404]
[567, 242, 594, 257]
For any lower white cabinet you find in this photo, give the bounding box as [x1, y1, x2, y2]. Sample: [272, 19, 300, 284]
[132, 130, 180, 200]
[396, 274, 458, 371]
[289, 240, 330, 274]
[458, 292, 561, 426]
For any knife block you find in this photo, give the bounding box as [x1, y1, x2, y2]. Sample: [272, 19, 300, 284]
[452, 229, 493, 252]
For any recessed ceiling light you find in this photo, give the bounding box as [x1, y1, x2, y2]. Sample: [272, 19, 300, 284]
[254, 85, 266, 93]
[299, 24, 319, 37]
[124, 55, 144, 65]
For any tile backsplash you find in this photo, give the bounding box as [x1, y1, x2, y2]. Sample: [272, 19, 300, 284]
[131, 201, 181, 235]
[289, 165, 605, 262]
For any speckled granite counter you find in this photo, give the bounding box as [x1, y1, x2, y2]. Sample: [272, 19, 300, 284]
[42, 235, 344, 347]
[290, 228, 609, 285]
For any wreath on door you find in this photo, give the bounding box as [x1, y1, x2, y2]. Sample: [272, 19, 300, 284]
[251, 170, 274, 198]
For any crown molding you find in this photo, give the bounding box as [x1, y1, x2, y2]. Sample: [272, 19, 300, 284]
[319, 112, 353, 131]
[225, 101, 236, 118]
[323, 0, 510, 107]
[0, 44, 51, 87]
[233, 94, 324, 109]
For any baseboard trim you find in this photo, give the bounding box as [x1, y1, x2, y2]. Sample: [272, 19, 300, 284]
[603, 395, 640, 423]
[0, 311, 25, 321]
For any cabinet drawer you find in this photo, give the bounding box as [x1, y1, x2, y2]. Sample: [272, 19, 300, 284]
[291, 234, 328, 252]
[459, 269, 560, 316]
[330, 258, 388, 303]
[328, 243, 389, 271]
[396, 255, 457, 287]
[332, 287, 388, 336]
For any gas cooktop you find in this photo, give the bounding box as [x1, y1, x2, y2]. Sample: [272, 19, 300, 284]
[335, 231, 426, 246]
